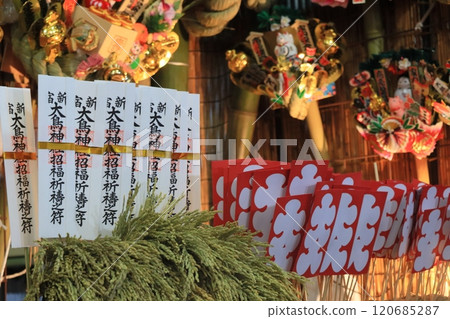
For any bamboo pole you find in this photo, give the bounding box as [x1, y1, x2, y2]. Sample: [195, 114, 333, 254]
[306, 101, 330, 160]
[152, 24, 189, 91]
[227, 88, 260, 159]
[414, 157, 430, 184]
[0, 157, 10, 283]
[363, 0, 385, 55]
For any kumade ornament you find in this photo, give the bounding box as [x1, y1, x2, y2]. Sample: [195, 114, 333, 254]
[350, 49, 449, 160]
[225, 6, 344, 120]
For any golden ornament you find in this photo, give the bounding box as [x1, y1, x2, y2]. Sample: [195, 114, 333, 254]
[39, 10, 67, 64]
[102, 52, 132, 82]
[67, 19, 99, 52]
[381, 117, 402, 132]
[134, 32, 180, 82]
[225, 50, 248, 73]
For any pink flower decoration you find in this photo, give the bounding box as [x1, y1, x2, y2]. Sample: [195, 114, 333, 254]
[356, 126, 394, 160]
[158, 1, 170, 15]
[75, 54, 104, 80]
[388, 96, 408, 118]
[63, 0, 77, 26]
[375, 117, 410, 154]
[418, 120, 443, 141]
[408, 131, 437, 160]
[118, 61, 134, 76]
[164, 6, 176, 23]
[311, 0, 349, 8]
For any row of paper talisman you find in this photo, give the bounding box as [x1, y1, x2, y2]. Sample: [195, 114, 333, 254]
[0, 75, 201, 248]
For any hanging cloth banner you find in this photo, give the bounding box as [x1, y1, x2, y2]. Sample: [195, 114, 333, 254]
[0, 87, 39, 247]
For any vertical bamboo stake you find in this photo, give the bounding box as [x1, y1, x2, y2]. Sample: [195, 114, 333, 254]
[381, 259, 390, 300]
[306, 101, 330, 160]
[363, 0, 385, 55]
[406, 262, 414, 300]
[348, 275, 359, 300]
[366, 258, 377, 300]
[414, 157, 430, 183]
[0, 157, 10, 284]
[228, 87, 260, 159]
[152, 24, 189, 91]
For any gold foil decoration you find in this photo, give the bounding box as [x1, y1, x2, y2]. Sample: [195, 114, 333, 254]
[299, 74, 317, 98]
[226, 50, 248, 73]
[89, 7, 134, 29]
[273, 56, 291, 73]
[39, 10, 67, 64]
[102, 52, 133, 82]
[381, 117, 402, 132]
[67, 19, 99, 52]
[133, 32, 180, 82]
[315, 23, 339, 57]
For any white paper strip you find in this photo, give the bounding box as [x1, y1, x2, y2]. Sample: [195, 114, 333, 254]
[96, 81, 135, 235]
[38, 75, 76, 238]
[142, 87, 175, 197]
[186, 93, 201, 211]
[68, 79, 102, 239]
[169, 91, 187, 213]
[0, 87, 39, 247]
[129, 88, 150, 217]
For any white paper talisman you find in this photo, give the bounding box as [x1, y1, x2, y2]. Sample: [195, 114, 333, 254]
[142, 87, 175, 199]
[96, 81, 135, 235]
[186, 93, 201, 212]
[68, 79, 103, 239]
[38, 75, 76, 238]
[0, 87, 39, 247]
[129, 88, 150, 217]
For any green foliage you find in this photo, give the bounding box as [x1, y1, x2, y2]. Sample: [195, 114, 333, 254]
[257, 5, 305, 31]
[297, 88, 306, 99]
[359, 49, 439, 74]
[26, 194, 304, 301]
[271, 93, 285, 106]
[145, 14, 170, 33]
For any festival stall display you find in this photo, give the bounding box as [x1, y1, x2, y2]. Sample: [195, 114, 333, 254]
[211, 159, 450, 300]
[0, 76, 201, 247]
[349, 50, 450, 160]
[225, 5, 344, 120]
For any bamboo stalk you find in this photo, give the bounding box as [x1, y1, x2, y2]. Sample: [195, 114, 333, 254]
[333, 275, 340, 301]
[414, 157, 430, 184]
[306, 101, 330, 160]
[349, 275, 359, 300]
[381, 259, 390, 300]
[227, 87, 260, 159]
